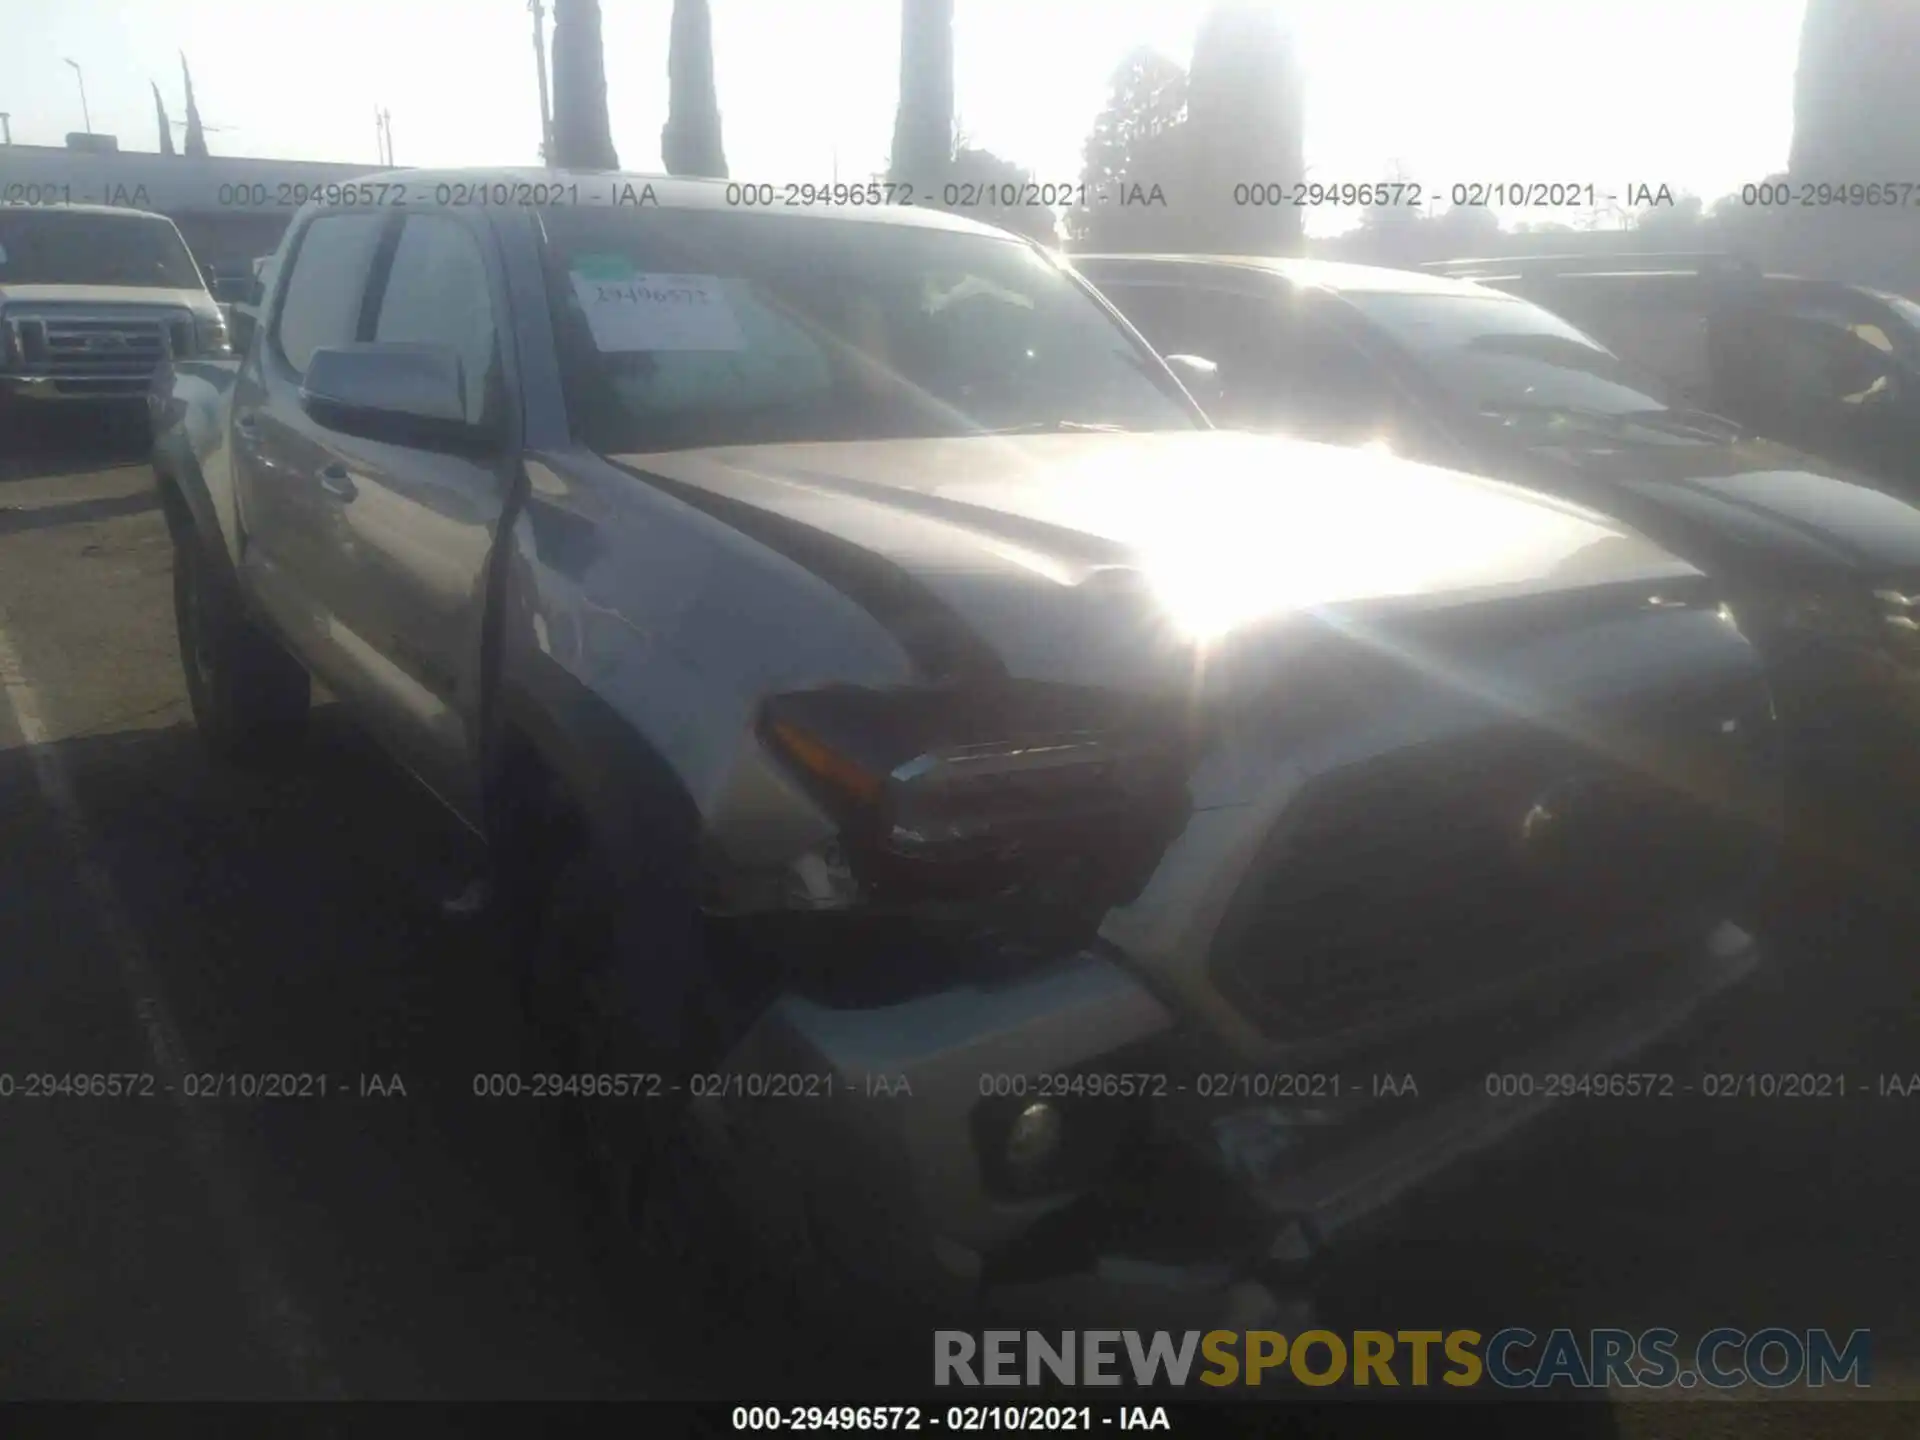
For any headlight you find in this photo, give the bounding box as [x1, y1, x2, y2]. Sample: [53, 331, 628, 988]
[193, 312, 233, 358]
[760, 683, 1193, 901]
[1004, 1102, 1064, 1173]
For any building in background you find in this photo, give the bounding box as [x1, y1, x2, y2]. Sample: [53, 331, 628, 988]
[0, 138, 388, 282]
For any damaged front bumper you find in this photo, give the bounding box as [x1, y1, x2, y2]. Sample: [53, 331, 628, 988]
[687, 919, 1760, 1327]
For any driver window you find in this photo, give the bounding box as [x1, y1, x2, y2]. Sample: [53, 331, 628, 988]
[372, 215, 501, 425]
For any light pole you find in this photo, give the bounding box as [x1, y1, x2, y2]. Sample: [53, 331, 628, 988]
[62, 58, 93, 134]
[529, 0, 552, 164]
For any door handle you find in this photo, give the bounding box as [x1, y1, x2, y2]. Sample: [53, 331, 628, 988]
[233, 411, 259, 436]
[318, 464, 357, 501]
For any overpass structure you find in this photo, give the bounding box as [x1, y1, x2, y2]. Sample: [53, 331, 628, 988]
[0, 143, 392, 278]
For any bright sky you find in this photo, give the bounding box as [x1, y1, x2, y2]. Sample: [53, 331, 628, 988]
[0, 0, 1806, 231]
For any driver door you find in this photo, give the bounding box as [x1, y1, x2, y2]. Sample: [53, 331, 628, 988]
[290, 211, 518, 824]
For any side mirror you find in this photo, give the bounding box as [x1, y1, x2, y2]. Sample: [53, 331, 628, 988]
[1164, 353, 1224, 409]
[300, 344, 491, 454]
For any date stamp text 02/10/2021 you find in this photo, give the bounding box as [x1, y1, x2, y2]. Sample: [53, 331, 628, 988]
[0, 1071, 409, 1099]
[6, 1070, 1917, 1102]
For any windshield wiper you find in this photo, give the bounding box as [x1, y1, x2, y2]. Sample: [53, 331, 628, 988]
[1479, 401, 1738, 444]
[1617, 407, 1745, 441]
[976, 419, 1130, 435]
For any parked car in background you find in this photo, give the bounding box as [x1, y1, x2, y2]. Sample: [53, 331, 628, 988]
[0, 204, 229, 421]
[1079, 253, 1920, 872]
[1424, 252, 1920, 503]
[150, 172, 1780, 1329]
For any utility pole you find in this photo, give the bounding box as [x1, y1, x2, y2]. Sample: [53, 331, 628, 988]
[0, 114, 11, 146]
[379, 108, 394, 166]
[529, 0, 553, 165]
[62, 58, 93, 134]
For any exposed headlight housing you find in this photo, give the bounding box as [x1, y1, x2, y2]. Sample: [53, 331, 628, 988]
[761, 683, 1193, 904]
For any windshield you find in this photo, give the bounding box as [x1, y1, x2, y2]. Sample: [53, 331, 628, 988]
[0, 209, 204, 289]
[539, 208, 1197, 453]
[1344, 289, 1686, 429]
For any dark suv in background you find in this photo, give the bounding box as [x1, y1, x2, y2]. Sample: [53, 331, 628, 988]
[1425, 252, 1920, 502]
[1078, 253, 1920, 877]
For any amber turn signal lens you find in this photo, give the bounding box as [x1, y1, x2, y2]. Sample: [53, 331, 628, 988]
[767, 718, 884, 805]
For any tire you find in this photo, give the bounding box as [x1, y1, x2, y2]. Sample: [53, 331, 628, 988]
[171, 523, 310, 761]
[523, 848, 755, 1304]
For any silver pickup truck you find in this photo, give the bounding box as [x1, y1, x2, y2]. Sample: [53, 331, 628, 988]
[0, 204, 228, 414]
[149, 167, 1781, 1329]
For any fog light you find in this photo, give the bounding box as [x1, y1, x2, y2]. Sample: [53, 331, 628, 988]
[1006, 1101, 1063, 1172]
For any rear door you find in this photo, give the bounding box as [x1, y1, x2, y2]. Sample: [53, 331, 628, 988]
[232, 210, 389, 664]
[290, 210, 518, 823]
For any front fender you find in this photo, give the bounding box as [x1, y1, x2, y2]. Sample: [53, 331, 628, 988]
[149, 358, 243, 576]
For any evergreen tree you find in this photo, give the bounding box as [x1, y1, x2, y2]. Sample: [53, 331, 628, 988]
[662, 0, 727, 178]
[551, 0, 620, 170]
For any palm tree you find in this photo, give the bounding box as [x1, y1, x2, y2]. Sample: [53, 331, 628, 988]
[153, 82, 176, 155]
[180, 53, 209, 157]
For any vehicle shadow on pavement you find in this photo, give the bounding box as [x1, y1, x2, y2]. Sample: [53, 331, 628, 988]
[0, 491, 162, 535]
[0, 709, 953, 1398]
[1, 407, 152, 484]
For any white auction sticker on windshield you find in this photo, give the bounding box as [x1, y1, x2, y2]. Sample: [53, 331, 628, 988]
[570, 271, 745, 352]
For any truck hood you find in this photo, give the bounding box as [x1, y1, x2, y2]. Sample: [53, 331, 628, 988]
[1543, 432, 1920, 575]
[0, 283, 213, 313]
[611, 432, 1697, 680]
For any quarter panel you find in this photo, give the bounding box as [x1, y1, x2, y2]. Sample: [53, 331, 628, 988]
[496, 453, 920, 886]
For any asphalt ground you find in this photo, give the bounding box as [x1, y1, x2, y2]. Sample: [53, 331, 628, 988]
[1, 407, 1916, 1433]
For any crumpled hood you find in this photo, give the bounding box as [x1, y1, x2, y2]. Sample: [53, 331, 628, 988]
[613, 431, 1696, 663]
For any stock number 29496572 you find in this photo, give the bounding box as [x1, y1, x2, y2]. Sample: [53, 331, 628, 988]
[977, 1072, 1169, 1099]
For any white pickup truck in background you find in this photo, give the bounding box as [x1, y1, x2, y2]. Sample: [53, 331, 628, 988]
[0, 203, 230, 419]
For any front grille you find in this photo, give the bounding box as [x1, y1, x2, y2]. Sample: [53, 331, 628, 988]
[40, 316, 170, 379]
[1208, 680, 1776, 1043]
[4, 309, 184, 388]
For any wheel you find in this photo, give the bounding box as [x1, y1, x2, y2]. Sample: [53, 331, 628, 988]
[523, 848, 727, 1271]
[171, 523, 310, 760]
